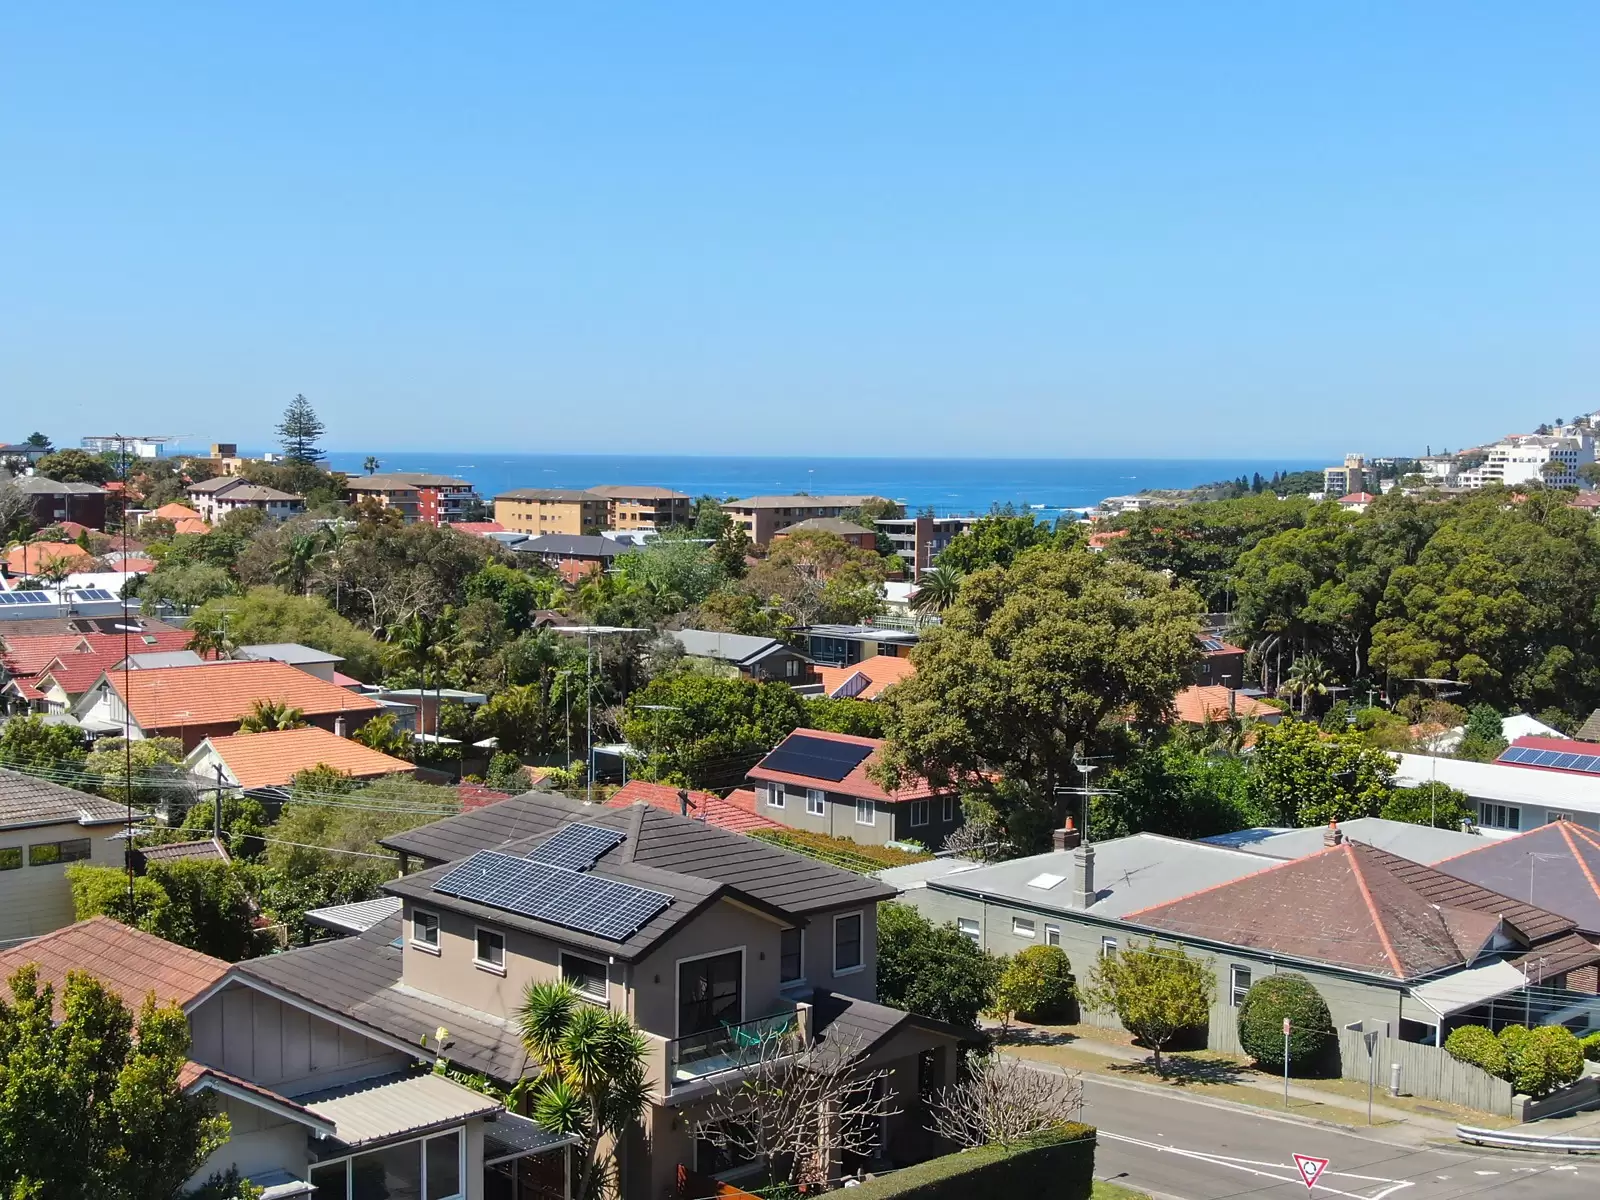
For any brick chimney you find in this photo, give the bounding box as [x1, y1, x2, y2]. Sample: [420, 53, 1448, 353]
[1052, 818, 1082, 852]
[1324, 820, 1343, 847]
[1072, 844, 1096, 909]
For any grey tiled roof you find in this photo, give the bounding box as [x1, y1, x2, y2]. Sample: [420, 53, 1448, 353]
[0, 767, 134, 830]
[811, 990, 968, 1062]
[238, 915, 531, 1081]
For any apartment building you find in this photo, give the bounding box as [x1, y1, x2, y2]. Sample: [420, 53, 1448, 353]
[186, 477, 304, 523]
[6, 476, 108, 530]
[346, 473, 482, 525]
[874, 515, 978, 576]
[493, 489, 610, 536]
[1462, 437, 1589, 489]
[1323, 454, 1368, 497]
[720, 494, 887, 545]
[586, 484, 692, 531]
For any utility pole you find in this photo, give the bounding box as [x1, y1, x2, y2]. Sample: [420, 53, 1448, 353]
[213, 763, 225, 843]
[550, 626, 644, 805]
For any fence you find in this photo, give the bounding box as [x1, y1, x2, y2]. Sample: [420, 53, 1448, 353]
[1338, 1028, 1513, 1115]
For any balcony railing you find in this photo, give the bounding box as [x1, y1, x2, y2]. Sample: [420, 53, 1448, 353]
[667, 1003, 809, 1091]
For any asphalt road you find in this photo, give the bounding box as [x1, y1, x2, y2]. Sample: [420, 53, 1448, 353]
[1080, 1072, 1594, 1200]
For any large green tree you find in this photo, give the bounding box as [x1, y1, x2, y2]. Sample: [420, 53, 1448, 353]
[0, 716, 86, 773]
[32, 448, 117, 485]
[1247, 719, 1396, 827]
[876, 903, 1001, 1029]
[187, 587, 391, 681]
[936, 510, 1062, 574]
[622, 674, 805, 790]
[1095, 735, 1258, 841]
[275, 394, 326, 464]
[878, 546, 1202, 852]
[0, 965, 230, 1198]
[67, 859, 270, 962]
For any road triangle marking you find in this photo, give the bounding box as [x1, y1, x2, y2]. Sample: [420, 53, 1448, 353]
[1293, 1154, 1330, 1191]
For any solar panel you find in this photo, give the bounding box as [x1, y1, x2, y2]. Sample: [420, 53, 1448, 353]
[21, 592, 51, 604]
[759, 733, 875, 782]
[433, 850, 670, 941]
[1552, 753, 1582, 770]
[526, 823, 625, 871]
[74, 589, 116, 601]
[1198, 636, 1225, 651]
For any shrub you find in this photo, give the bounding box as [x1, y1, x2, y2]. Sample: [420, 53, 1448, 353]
[839, 1125, 1096, 1200]
[1508, 1026, 1585, 1099]
[1444, 1025, 1508, 1078]
[990, 946, 1077, 1025]
[1581, 1031, 1600, 1063]
[1497, 1023, 1531, 1068]
[747, 828, 930, 872]
[1236, 974, 1333, 1073]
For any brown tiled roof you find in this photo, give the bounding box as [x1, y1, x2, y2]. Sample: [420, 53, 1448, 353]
[1433, 821, 1600, 935]
[108, 660, 384, 731]
[0, 767, 131, 830]
[200, 725, 413, 790]
[606, 780, 782, 834]
[749, 728, 942, 804]
[1127, 841, 1573, 980]
[817, 656, 916, 700]
[0, 917, 228, 1015]
[136, 838, 230, 866]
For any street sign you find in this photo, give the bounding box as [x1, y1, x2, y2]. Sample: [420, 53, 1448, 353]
[1363, 1030, 1381, 1055]
[1293, 1154, 1329, 1192]
[1283, 1017, 1293, 1035]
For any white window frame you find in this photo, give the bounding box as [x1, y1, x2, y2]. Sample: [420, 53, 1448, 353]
[411, 908, 440, 954]
[833, 911, 865, 976]
[473, 926, 506, 975]
[941, 794, 956, 823]
[1045, 924, 1061, 947]
[1230, 964, 1251, 1007]
[909, 799, 929, 828]
[957, 917, 980, 944]
[855, 798, 875, 826]
[767, 784, 785, 810]
[806, 788, 826, 817]
[561, 952, 610, 1003]
[308, 1127, 466, 1200]
[1100, 936, 1118, 958]
[1012, 916, 1036, 939]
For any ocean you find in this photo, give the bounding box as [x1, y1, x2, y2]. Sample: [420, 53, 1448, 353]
[322, 453, 1324, 519]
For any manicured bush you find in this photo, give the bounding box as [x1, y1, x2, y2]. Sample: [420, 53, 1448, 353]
[1581, 1031, 1600, 1063]
[1508, 1026, 1585, 1099]
[1444, 1025, 1508, 1078]
[840, 1124, 1096, 1200]
[1497, 1023, 1531, 1069]
[992, 945, 1077, 1024]
[1236, 973, 1333, 1073]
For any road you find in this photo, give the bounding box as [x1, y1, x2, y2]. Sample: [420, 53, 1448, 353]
[1080, 1072, 1594, 1200]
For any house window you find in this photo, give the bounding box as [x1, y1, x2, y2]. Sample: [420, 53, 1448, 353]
[855, 798, 875, 826]
[780, 927, 804, 983]
[785, 658, 799, 678]
[678, 950, 743, 1035]
[1100, 936, 1118, 958]
[1045, 924, 1061, 947]
[27, 839, 90, 866]
[1230, 965, 1252, 1007]
[806, 789, 826, 816]
[309, 1129, 464, 1200]
[412, 910, 440, 952]
[941, 795, 956, 823]
[957, 918, 980, 944]
[474, 928, 505, 973]
[0, 848, 20, 871]
[767, 785, 785, 809]
[1479, 802, 1521, 830]
[562, 953, 609, 1002]
[910, 800, 929, 828]
[834, 913, 864, 974]
[695, 1121, 758, 1178]
[1012, 917, 1036, 939]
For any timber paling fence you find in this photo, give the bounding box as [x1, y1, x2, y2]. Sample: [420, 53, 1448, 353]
[1338, 1028, 1513, 1115]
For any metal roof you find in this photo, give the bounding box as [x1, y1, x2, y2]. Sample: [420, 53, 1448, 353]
[304, 895, 404, 934]
[1394, 753, 1600, 814]
[1410, 960, 1528, 1018]
[1203, 818, 1487, 865]
[667, 629, 789, 665]
[238, 643, 345, 665]
[298, 1071, 502, 1147]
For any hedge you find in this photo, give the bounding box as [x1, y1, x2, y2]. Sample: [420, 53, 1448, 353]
[838, 1125, 1096, 1200]
[1445, 1023, 1584, 1098]
[1582, 1031, 1600, 1063]
[747, 829, 931, 873]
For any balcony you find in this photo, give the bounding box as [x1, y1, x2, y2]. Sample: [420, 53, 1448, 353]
[664, 1001, 811, 1095]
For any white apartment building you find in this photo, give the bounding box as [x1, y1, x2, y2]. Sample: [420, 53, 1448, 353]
[1464, 436, 1591, 489]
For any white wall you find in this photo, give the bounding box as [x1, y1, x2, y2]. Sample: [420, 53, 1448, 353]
[0, 822, 127, 944]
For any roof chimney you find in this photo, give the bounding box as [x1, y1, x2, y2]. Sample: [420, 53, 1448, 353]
[1324, 820, 1343, 847]
[1072, 844, 1096, 909]
[677, 788, 691, 817]
[1052, 819, 1081, 852]
[1228, 688, 1237, 716]
[334, 714, 347, 738]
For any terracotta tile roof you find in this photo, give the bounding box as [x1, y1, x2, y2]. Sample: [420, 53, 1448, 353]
[606, 779, 782, 834]
[0, 917, 228, 1015]
[458, 784, 512, 811]
[1496, 734, 1600, 774]
[11, 630, 196, 695]
[149, 503, 202, 521]
[199, 725, 412, 790]
[0, 634, 92, 676]
[450, 521, 506, 534]
[3, 541, 92, 576]
[1172, 685, 1280, 724]
[1339, 491, 1377, 503]
[748, 728, 943, 804]
[116, 556, 156, 573]
[1087, 529, 1128, 550]
[816, 656, 916, 700]
[107, 660, 384, 732]
[1127, 840, 1573, 980]
[172, 518, 210, 535]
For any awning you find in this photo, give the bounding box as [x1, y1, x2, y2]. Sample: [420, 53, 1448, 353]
[303, 895, 403, 935]
[1410, 960, 1529, 1019]
[300, 1072, 503, 1147]
[247, 1169, 315, 1199]
[483, 1111, 580, 1167]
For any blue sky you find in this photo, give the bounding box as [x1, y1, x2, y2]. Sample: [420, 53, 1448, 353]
[3, 5, 1597, 458]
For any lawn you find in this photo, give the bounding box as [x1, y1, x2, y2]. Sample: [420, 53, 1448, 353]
[1093, 1180, 1150, 1200]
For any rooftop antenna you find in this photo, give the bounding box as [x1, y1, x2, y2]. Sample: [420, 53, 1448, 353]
[1052, 755, 1116, 848]
[116, 433, 135, 914]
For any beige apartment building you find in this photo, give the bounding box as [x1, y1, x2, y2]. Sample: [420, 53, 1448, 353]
[494, 488, 610, 535]
[721, 493, 887, 545]
[587, 484, 692, 530]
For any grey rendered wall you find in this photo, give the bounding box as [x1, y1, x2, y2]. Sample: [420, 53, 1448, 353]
[401, 899, 578, 1015]
[755, 783, 894, 846]
[629, 899, 787, 1038]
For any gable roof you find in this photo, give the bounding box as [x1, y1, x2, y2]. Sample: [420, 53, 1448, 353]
[150, 501, 206, 519]
[0, 916, 229, 1015]
[1127, 841, 1573, 980]
[666, 629, 790, 667]
[749, 728, 941, 803]
[817, 656, 916, 700]
[605, 780, 782, 834]
[3, 541, 92, 575]
[97, 660, 384, 730]
[1432, 820, 1600, 935]
[1, 629, 193, 685]
[190, 726, 414, 790]
[1172, 685, 1280, 724]
[0, 767, 133, 830]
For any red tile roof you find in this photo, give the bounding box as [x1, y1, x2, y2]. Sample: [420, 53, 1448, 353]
[1172, 685, 1279, 724]
[3, 541, 92, 576]
[451, 521, 506, 534]
[1497, 735, 1600, 774]
[458, 784, 512, 811]
[816, 656, 917, 700]
[109, 660, 384, 731]
[606, 779, 782, 833]
[1087, 529, 1128, 550]
[748, 728, 943, 804]
[199, 725, 413, 789]
[1338, 491, 1377, 504]
[149, 503, 203, 521]
[0, 916, 229, 1016]
[2, 630, 194, 692]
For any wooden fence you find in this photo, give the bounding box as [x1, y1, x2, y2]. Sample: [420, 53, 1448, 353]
[1338, 1028, 1513, 1115]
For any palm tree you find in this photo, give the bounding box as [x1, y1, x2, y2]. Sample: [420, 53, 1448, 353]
[238, 699, 307, 732]
[271, 531, 330, 596]
[363, 455, 380, 475]
[1282, 654, 1333, 717]
[910, 564, 962, 615]
[517, 981, 649, 1200]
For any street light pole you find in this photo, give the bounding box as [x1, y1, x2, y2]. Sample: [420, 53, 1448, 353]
[549, 625, 644, 806]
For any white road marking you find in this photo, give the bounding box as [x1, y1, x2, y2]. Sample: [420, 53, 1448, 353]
[1473, 1170, 1499, 1176]
[1099, 1130, 1414, 1200]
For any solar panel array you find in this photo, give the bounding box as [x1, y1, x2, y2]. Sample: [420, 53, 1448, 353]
[0, 592, 53, 606]
[1197, 636, 1229, 652]
[759, 733, 875, 782]
[433, 849, 671, 941]
[526, 823, 625, 871]
[1499, 746, 1600, 775]
[73, 588, 118, 602]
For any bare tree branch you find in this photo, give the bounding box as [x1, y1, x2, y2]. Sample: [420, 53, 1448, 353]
[925, 1055, 1082, 1148]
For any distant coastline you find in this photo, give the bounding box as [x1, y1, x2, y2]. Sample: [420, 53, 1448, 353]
[314, 452, 1326, 519]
